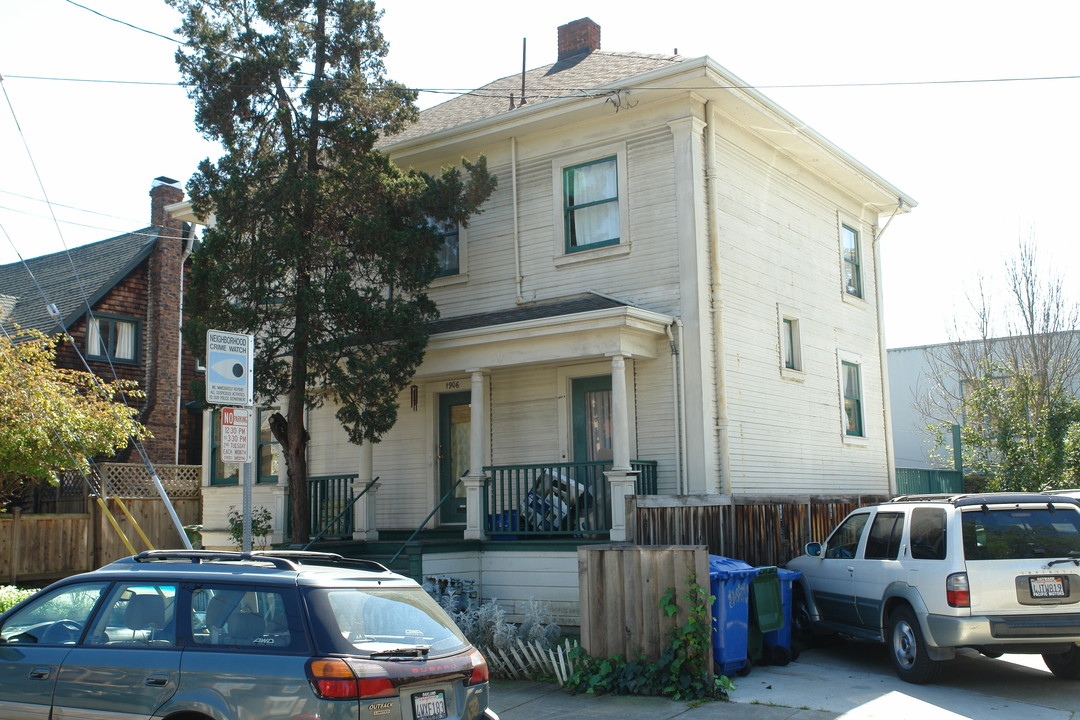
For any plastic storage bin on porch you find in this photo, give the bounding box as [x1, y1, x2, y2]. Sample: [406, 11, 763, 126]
[708, 555, 759, 676]
[762, 567, 802, 664]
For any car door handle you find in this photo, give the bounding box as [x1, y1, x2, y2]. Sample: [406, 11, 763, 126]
[28, 667, 50, 680]
[145, 673, 171, 687]
[847, 566, 855, 573]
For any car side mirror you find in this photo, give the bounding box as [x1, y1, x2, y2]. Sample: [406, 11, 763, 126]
[805, 542, 822, 557]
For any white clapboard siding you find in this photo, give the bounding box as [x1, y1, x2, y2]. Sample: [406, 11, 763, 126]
[424, 550, 580, 625]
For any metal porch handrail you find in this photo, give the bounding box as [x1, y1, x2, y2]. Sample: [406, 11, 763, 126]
[301, 478, 379, 550]
[389, 477, 464, 565]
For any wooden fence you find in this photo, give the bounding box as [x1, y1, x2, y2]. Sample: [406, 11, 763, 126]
[1, 464, 201, 585]
[629, 494, 888, 567]
[578, 544, 711, 675]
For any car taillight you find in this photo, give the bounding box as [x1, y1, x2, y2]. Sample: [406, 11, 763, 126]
[306, 659, 394, 700]
[947, 572, 970, 608]
[466, 652, 489, 686]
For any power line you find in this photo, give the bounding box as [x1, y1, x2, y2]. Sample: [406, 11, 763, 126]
[5, 71, 1080, 95]
[0, 187, 138, 219]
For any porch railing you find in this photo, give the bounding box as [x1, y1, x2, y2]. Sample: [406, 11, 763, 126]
[286, 474, 357, 539]
[482, 460, 658, 538]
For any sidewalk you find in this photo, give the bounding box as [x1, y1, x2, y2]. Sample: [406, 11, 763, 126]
[489, 679, 839, 720]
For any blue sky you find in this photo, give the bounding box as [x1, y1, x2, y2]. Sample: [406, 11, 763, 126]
[2, 0, 1078, 348]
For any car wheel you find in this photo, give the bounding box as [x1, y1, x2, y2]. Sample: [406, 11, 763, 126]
[887, 606, 943, 684]
[1043, 647, 1080, 680]
[791, 588, 815, 645]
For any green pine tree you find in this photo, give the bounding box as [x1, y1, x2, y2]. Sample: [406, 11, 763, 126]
[169, 0, 496, 542]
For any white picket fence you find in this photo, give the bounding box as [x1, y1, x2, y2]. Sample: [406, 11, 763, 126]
[479, 638, 579, 686]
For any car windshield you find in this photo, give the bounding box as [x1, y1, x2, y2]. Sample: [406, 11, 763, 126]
[304, 586, 469, 658]
[962, 507, 1080, 560]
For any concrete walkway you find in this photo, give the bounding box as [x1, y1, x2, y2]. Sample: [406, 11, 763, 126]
[490, 645, 1079, 720]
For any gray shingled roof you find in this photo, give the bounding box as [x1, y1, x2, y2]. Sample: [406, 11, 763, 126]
[430, 294, 628, 335]
[387, 50, 682, 144]
[0, 231, 156, 338]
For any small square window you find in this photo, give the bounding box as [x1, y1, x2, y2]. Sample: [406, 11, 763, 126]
[563, 156, 619, 252]
[87, 315, 139, 363]
[841, 224, 862, 298]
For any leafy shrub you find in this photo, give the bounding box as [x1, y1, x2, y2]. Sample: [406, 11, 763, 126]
[451, 598, 562, 654]
[566, 575, 733, 701]
[226, 506, 272, 549]
[0, 586, 38, 613]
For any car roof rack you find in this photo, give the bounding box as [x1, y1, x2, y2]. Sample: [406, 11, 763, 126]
[889, 492, 1080, 508]
[132, 550, 301, 571]
[249, 550, 390, 573]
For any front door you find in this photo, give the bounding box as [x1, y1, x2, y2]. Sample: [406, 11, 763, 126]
[438, 391, 471, 524]
[571, 376, 613, 463]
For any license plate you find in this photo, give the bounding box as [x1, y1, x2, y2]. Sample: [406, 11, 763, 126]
[1029, 575, 1067, 599]
[412, 690, 447, 720]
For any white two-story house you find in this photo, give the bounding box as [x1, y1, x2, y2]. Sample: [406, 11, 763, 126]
[195, 18, 914, 622]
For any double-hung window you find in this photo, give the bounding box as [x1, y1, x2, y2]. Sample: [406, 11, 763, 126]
[841, 223, 862, 298]
[87, 314, 139, 363]
[842, 360, 864, 437]
[432, 219, 460, 277]
[563, 156, 620, 252]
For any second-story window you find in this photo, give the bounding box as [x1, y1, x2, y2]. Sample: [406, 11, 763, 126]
[432, 219, 460, 277]
[87, 314, 138, 363]
[841, 223, 862, 298]
[563, 156, 619, 252]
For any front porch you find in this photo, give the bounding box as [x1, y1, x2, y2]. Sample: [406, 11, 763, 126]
[292, 458, 659, 548]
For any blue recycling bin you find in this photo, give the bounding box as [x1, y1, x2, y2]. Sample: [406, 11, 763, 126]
[762, 567, 802, 665]
[708, 555, 759, 676]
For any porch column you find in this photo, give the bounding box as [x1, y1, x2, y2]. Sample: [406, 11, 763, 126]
[463, 369, 487, 540]
[605, 353, 637, 542]
[352, 440, 380, 541]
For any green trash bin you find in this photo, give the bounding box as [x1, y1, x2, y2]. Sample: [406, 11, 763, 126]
[747, 566, 783, 665]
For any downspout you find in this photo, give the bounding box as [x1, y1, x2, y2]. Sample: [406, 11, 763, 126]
[873, 199, 904, 495]
[705, 101, 732, 494]
[665, 323, 684, 494]
[175, 230, 195, 465]
[512, 137, 525, 305]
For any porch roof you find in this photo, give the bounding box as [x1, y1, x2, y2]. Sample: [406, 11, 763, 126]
[418, 293, 673, 375]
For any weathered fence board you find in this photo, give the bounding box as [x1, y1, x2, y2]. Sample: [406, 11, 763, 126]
[578, 544, 711, 675]
[629, 495, 887, 567]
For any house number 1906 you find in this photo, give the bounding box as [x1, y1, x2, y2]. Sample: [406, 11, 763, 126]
[445, 381, 460, 389]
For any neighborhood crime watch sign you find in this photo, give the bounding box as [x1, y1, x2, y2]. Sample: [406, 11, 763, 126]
[206, 329, 254, 406]
[220, 407, 253, 464]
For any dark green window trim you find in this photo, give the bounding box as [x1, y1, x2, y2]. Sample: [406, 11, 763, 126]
[841, 224, 862, 298]
[210, 407, 280, 486]
[842, 360, 864, 437]
[86, 313, 140, 365]
[563, 156, 620, 253]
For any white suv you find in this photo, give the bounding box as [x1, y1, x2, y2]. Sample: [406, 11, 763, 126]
[787, 493, 1080, 683]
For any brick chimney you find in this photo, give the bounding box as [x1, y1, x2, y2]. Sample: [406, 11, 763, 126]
[557, 18, 600, 60]
[145, 176, 187, 463]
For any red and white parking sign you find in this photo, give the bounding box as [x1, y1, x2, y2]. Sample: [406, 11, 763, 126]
[220, 407, 253, 464]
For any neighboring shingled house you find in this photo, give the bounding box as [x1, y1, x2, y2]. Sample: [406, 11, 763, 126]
[0, 177, 202, 466]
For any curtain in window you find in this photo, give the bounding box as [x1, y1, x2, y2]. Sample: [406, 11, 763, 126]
[584, 389, 613, 462]
[567, 159, 618, 247]
[115, 321, 135, 360]
[87, 318, 103, 356]
[843, 362, 862, 435]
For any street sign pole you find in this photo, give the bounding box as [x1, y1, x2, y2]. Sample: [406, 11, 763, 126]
[209, 331, 256, 552]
